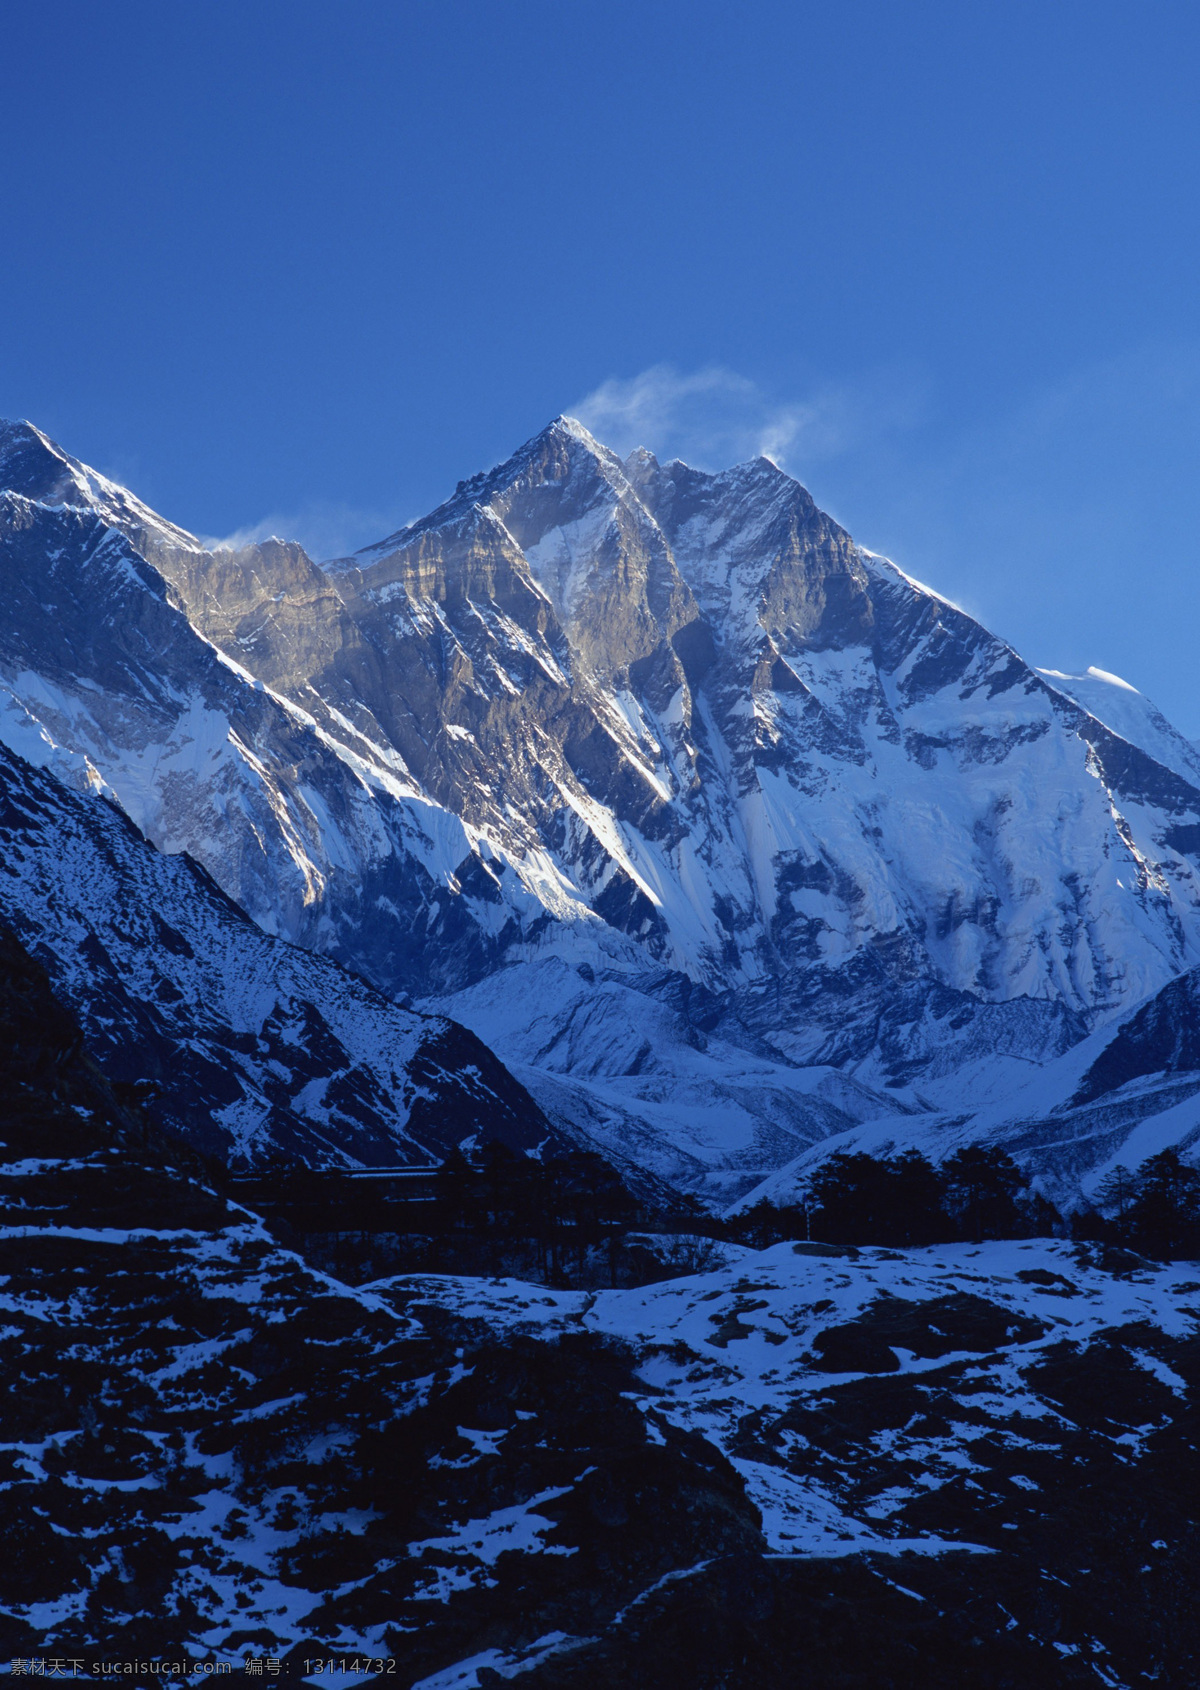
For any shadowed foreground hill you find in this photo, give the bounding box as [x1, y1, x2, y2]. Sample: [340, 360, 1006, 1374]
[0, 927, 761, 1669]
[0, 735, 551, 1171]
[0, 923, 1198, 1684]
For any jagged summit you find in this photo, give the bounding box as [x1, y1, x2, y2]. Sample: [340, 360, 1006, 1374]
[347, 414, 810, 581]
[0, 415, 200, 555]
[345, 416, 854, 668]
[0, 417, 100, 508]
[623, 441, 660, 472]
[354, 413, 625, 562]
[550, 411, 609, 447]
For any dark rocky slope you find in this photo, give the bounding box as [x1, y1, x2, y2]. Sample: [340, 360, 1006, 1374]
[0, 734, 550, 1169]
[0, 927, 759, 1666]
[0, 929, 1197, 1681]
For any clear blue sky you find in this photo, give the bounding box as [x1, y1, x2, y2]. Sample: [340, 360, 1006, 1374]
[3, 2, 1200, 732]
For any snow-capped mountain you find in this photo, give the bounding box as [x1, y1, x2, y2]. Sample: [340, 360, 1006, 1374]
[4, 414, 1200, 1199]
[0, 734, 549, 1168]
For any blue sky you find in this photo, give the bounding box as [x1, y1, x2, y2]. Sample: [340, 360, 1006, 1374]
[3, 1, 1200, 731]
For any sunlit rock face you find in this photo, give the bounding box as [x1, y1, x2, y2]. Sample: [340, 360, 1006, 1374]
[5, 414, 1200, 1198]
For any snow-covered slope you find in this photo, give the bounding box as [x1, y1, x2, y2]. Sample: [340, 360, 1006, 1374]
[956, 961, 1200, 1206]
[1038, 665, 1200, 788]
[5, 939, 1196, 1682]
[410, 1236, 1200, 1557]
[386, 1237, 1200, 1685]
[0, 736, 550, 1168]
[5, 414, 1200, 1198]
[733, 959, 1200, 1214]
[432, 957, 912, 1204]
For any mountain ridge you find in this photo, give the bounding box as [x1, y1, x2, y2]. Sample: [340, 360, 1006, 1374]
[4, 413, 1200, 1201]
[0, 727, 553, 1170]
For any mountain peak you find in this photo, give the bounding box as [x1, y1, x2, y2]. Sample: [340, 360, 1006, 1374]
[514, 412, 625, 479]
[357, 414, 632, 561]
[0, 418, 201, 560]
[0, 417, 87, 506]
[5, 409, 1200, 1224]
[544, 412, 603, 448]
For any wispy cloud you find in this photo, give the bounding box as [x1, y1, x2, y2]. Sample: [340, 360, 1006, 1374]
[572, 362, 924, 474]
[199, 499, 410, 562]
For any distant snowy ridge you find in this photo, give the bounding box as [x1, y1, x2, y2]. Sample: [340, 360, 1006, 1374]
[727, 953, 1200, 1213]
[1036, 664, 1200, 788]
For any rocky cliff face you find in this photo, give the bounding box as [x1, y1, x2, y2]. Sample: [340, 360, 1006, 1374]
[130, 418, 1200, 1023]
[4, 414, 1200, 1199]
